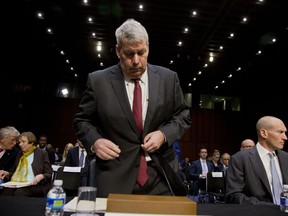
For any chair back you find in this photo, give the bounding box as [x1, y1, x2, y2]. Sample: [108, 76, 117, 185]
[55, 166, 81, 196]
[206, 171, 226, 203]
[88, 158, 97, 187]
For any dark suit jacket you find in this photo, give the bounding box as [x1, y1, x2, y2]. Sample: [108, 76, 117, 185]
[226, 146, 288, 205]
[0, 147, 20, 174]
[73, 63, 191, 197]
[9, 147, 53, 196]
[64, 146, 89, 186]
[189, 159, 214, 193]
[45, 147, 55, 165]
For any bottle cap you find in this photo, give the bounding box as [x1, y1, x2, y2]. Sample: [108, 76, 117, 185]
[54, 179, 63, 186]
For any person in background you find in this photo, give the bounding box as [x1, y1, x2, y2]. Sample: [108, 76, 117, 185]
[189, 148, 214, 194]
[46, 143, 60, 164]
[220, 152, 230, 176]
[0, 126, 20, 182]
[54, 147, 62, 163]
[220, 152, 230, 169]
[210, 149, 224, 172]
[1, 131, 52, 196]
[73, 18, 191, 197]
[65, 140, 89, 186]
[240, 139, 255, 151]
[38, 134, 55, 165]
[59, 143, 74, 166]
[172, 139, 182, 165]
[226, 116, 288, 205]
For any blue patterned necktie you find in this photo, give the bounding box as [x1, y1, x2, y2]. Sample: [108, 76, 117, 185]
[79, 149, 85, 167]
[269, 152, 282, 205]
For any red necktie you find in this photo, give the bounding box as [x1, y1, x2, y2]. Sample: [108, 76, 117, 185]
[133, 79, 149, 186]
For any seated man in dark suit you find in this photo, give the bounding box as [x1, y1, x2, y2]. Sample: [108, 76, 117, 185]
[64, 140, 89, 186]
[226, 116, 288, 205]
[0, 126, 20, 182]
[189, 148, 214, 195]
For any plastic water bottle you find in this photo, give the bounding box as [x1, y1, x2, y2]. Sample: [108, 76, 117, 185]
[45, 180, 66, 216]
[280, 184, 288, 213]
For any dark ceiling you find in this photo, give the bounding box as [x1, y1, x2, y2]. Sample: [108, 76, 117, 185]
[4, 0, 288, 99]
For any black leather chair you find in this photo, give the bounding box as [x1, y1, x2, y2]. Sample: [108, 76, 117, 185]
[54, 166, 81, 196]
[205, 171, 226, 203]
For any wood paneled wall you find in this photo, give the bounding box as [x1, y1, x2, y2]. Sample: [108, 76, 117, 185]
[0, 98, 258, 156]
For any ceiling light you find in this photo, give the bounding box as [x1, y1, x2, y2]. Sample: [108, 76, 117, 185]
[242, 17, 248, 23]
[47, 28, 53, 34]
[37, 12, 44, 19]
[88, 17, 93, 23]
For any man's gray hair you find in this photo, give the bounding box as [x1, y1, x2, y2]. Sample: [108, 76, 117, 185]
[115, 18, 149, 47]
[0, 126, 20, 139]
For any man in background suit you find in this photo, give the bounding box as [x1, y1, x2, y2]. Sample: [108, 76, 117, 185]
[189, 148, 214, 194]
[73, 18, 191, 197]
[64, 139, 89, 186]
[226, 116, 288, 205]
[0, 126, 20, 182]
[38, 135, 55, 165]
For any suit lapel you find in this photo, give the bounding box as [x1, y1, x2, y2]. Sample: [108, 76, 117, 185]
[110, 64, 139, 135]
[249, 148, 272, 196]
[143, 64, 159, 135]
[276, 150, 288, 184]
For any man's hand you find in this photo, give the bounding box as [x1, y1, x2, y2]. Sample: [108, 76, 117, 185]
[92, 138, 121, 160]
[142, 130, 165, 153]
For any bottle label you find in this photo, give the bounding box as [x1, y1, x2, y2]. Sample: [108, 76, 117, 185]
[46, 197, 65, 210]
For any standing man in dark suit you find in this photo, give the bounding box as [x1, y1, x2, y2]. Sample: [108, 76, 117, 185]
[73, 18, 191, 197]
[0, 126, 20, 182]
[38, 135, 55, 165]
[65, 139, 89, 186]
[226, 116, 288, 205]
[189, 148, 214, 194]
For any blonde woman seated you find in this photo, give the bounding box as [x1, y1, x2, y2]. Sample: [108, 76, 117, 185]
[59, 143, 74, 166]
[1, 131, 52, 196]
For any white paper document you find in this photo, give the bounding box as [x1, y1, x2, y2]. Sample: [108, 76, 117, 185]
[64, 197, 107, 212]
[0, 181, 32, 188]
[63, 166, 81, 173]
